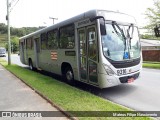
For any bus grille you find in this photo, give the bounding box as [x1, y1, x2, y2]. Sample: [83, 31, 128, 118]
[119, 72, 140, 83]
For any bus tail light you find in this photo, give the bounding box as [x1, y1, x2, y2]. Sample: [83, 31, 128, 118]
[103, 64, 115, 76]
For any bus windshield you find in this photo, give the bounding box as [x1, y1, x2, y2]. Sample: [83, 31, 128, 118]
[102, 23, 140, 61]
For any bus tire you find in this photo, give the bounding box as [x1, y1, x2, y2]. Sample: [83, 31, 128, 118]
[64, 67, 74, 85]
[29, 59, 34, 71]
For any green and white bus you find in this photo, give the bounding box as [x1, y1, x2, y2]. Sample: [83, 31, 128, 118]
[19, 9, 142, 88]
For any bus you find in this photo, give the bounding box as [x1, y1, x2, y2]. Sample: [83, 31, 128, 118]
[19, 9, 142, 88]
[0, 47, 6, 57]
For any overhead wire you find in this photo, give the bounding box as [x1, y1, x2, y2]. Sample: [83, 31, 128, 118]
[10, 0, 17, 6]
[10, 0, 20, 12]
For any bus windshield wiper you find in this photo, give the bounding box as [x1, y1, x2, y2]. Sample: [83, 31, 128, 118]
[112, 21, 127, 59]
[127, 24, 134, 49]
[112, 21, 126, 40]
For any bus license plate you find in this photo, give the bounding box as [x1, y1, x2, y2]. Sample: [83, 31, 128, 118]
[128, 78, 135, 83]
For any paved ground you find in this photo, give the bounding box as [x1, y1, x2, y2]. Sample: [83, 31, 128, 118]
[0, 64, 69, 120]
[2, 54, 27, 67]
[99, 68, 160, 111]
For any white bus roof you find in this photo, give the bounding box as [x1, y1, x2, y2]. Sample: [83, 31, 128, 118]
[98, 10, 136, 24]
[20, 9, 136, 40]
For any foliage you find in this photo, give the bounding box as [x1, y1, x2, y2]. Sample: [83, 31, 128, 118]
[0, 23, 44, 52]
[0, 23, 7, 34]
[5, 36, 19, 53]
[143, 63, 160, 69]
[0, 23, 44, 37]
[144, 0, 160, 30]
[140, 34, 160, 40]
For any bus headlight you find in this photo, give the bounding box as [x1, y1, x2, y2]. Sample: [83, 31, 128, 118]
[103, 64, 115, 76]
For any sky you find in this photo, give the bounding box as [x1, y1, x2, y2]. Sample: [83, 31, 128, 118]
[0, 0, 154, 28]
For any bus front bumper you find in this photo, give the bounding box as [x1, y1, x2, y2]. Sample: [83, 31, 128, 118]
[98, 71, 140, 88]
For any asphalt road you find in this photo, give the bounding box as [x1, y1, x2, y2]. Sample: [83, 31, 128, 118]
[2, 54, 28, 67]
[98, 68, 160, 111]
[2, 54, 160, 111]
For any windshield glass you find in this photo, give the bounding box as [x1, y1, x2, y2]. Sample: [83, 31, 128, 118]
[102, 23, 140, 61]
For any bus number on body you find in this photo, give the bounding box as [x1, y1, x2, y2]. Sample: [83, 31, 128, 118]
[117, 69, 127, 76]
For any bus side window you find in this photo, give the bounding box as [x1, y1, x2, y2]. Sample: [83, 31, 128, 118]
[41, 33, 47, 50]
[23, 41, 25, 48]
[26, 37, 33, 50]
[47, 29, 58, 49]
[59, 24, 75, 49]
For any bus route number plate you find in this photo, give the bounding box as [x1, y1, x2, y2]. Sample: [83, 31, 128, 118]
[117, 69, 127, 76]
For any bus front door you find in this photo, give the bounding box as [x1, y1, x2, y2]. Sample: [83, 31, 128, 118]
[78, 26, 98, 85]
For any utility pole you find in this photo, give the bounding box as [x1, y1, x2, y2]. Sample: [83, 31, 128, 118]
[6, 0, 11, 65]
[49, 17, 58, 24]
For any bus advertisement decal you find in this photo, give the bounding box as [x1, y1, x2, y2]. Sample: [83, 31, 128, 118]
[51, 51, 57, 60]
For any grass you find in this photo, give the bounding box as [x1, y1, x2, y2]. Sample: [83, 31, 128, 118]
[0, 34, 7, 47]
[143, 62, 160, 69]
[0, 58, 151, 120]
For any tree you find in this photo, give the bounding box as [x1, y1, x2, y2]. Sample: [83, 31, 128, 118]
[144, 0, 160, 30]
[5, 36, 19, 53]
[0, 23, 41, 37]
[12, 36, 19, 53]
[0, 23, 7, 34]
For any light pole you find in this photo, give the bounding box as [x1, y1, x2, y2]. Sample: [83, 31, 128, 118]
[6, 0, 11, 65]
[49, 17, 58, 24]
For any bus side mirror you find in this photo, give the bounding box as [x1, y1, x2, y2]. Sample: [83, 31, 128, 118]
[154, 26, 160, 37]
[90, 16, 104, 22]
[90, 16, 106, 35]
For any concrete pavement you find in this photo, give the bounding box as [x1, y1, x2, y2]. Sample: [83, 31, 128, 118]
[0, 64, 69, 120]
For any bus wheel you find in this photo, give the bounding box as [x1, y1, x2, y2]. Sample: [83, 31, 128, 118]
[64, 67, 74, 85]
[29, 60, 34, 70]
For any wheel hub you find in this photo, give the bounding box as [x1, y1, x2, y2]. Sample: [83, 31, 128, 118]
[66, 71, 73, 81]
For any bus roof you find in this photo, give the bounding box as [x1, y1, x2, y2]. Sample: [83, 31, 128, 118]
[20, 9, 136, 40]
